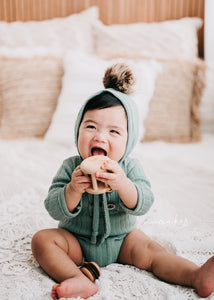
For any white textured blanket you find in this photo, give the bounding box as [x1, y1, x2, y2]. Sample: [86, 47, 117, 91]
[0, 134, 214, 300]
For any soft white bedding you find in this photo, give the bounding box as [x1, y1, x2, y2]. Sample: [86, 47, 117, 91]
[0, 7, 213, 299]
[1, 133, 214, 300]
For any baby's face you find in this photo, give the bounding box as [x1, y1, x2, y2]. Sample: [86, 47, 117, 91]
[78, 105, 128, 161]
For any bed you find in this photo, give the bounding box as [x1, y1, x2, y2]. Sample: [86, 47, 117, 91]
[0, 0, 214, 299]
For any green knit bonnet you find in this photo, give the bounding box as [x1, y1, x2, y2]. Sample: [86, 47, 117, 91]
[74, 63, 139, 162]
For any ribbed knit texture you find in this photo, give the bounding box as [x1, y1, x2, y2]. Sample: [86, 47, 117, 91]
[44, 154, 154, 266]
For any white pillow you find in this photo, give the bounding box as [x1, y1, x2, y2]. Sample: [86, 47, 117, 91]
[0, 7, 98, 54]
[0, 47, 62, 58]
[93, 17, 202, 59]
[45, 52, 161, 147]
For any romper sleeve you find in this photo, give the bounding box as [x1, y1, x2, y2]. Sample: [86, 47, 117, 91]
[44, 156, 83, 221]
[119, 157, 154, 216]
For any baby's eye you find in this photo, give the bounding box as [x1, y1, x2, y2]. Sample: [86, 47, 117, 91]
[110, 129, 120, 135]
[87, 125, 96, 129]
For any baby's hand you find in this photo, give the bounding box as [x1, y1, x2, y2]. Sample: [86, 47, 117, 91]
[69, 166, 91, 195]
[96, 159, 127, 192]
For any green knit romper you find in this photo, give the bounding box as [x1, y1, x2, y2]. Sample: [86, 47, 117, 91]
[44, 88, 154, 267]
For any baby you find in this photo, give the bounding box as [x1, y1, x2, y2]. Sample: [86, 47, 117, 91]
[31, 63, 214, 299]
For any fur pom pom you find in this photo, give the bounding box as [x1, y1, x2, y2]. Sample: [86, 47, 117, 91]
[103, 63, 135, 94]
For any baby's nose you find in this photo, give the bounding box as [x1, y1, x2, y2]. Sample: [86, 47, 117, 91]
[93, 131, 106, 142]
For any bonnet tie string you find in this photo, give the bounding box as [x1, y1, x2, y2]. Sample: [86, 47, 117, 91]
[97, 193, 111, 245]
[90, 193, 111, 245]
[91, 194, 100, 244]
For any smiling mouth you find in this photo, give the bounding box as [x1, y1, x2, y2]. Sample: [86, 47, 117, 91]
[91, 147, 107, 156]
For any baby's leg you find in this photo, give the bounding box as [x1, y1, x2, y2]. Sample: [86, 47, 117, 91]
[193, 256, 214, 297]
[118, 229, 214, 297]
[31, 228, 98, 299]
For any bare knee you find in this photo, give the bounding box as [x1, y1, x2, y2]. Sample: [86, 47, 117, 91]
[31, 229, 52, 258]
[118, 229, 167, 271]
[31, 228, 83, 266]
[145, 240, 167, 271]
[31, 228, 69, 255]
[131, 237, 166, 270]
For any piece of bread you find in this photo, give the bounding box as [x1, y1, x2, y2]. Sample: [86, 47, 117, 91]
[80, 155, 111, 194]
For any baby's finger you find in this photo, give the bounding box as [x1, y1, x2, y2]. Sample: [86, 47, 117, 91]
[75, 166, 82, 174]
[81, 176, 92, 184]
[96, 171, 114, 182]
[81, 182, 91, 191]
[102, 160, 118, 173]
[73, 166, 85, 177]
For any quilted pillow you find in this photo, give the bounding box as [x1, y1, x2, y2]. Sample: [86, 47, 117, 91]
[0, 53, 63, 139]
[93, 17, 202, 59]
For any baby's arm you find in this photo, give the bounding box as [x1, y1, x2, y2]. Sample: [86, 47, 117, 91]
[65, 166, 91, 212]
[45, 156, 91, 220]
[96, 160, 138, 209]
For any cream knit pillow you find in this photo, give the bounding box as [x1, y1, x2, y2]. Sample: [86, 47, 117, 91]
[143, 58, 206, 142]
[0, 53, 63, 139]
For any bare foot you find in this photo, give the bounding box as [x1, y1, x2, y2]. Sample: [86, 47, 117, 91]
[51, 274, 98, 299]
[52, 284, 59, 300]
[194, 256, 214, 298]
